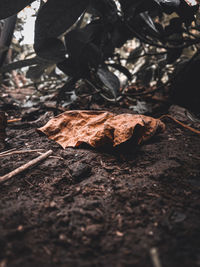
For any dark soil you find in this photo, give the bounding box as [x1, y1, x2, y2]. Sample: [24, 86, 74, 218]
[0, 107, 200, 267]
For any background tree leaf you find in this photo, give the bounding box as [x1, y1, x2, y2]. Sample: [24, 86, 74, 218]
[139, 12, 160, 37]
[34, 37, 66, 61]
[107, 63, 133, 81]
[64, 26, 102, 74]
[0, 0, 35, 19]
[34, 0, 89, 41]
[97, 67, 120, 98]
[34, 0, 89, 60]
[0, 15, 17, 67]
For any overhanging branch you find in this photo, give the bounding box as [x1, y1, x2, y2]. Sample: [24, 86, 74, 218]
[0, 56, 54, 73]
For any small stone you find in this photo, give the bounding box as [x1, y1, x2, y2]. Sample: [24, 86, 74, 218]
[17, 225, 23, 232]
[59, 234, 67, 241]
[0, 259, 7, 267]
[116, 231, 124, 237]
[50, 201, 56, 208]
[148, 231, 154, 236]
[171, 212, 186, 223]
[154, 222, 158, 227]
[76, 186, 81, 192]
[85, 224, 103, 236]
[69, 162, 91, 181]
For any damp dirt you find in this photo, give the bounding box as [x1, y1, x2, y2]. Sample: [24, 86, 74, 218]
[0, 108, 200, 267]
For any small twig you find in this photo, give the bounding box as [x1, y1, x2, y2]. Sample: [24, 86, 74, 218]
[119, 51, 167, 61]
[37, 152, 63, 161]
[7, 118, 22, 123]
[125, 20, 200, 50]
[0, 149, 45, 158]
[121, 81, 167, 97]
[25, 179, 34, 187]
[79, 90, 100, 99]
[49, 155, 64, 160]
[85, 79, 122, 102]
[150, 247, 162, 267]
[0, 148, 16, 156]
[159, 114, 200, 135]
[0, 150, 53, 184]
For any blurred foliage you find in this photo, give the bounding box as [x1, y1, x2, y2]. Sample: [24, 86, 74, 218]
[0, 0, 200, 111]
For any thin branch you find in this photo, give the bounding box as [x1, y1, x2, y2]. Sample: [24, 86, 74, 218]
[0, 150, 53, 184]
[125, 21, 200, 50]
[122, 49, 200, 97]
[118, 52, 167, 61]
[0, 148, 16, 156]
[0, 149, 45, 158]
[0, 56, 54, 73]
[7, 118, 21, 123]
[85, 79, 122, 102]
[150, 248, 162, 267]
[159, 114, 200, 135]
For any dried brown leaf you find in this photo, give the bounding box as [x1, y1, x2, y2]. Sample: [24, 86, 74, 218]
[37, 110, 165, 149]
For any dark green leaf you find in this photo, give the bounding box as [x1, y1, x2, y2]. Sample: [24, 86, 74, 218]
[107, 63, 132, 81]
[140, 12, 160, 37]
[154, 0, 181, 8]
[34, 38, 66, 61]
[167, 48, 183, 63]
[0, 0, 35, 19]
[35, 0, 89, 40]
[34, 0, 89, 60]
[97, 67, 120, 98]
[0, 15, 17, 67]
[128, 46, 143, 64]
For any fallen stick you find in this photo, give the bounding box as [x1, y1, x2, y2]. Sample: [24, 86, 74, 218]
[0, 149, 45, 158]
[0, 148, 16, 156]
[0, 150, 53, 185]
[150, 247, 162, 267]
[159, 114, 200, 135]
[7, 118, 22, 123]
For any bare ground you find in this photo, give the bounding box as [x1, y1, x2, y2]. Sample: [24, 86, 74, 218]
[0, 106, 200, 267]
